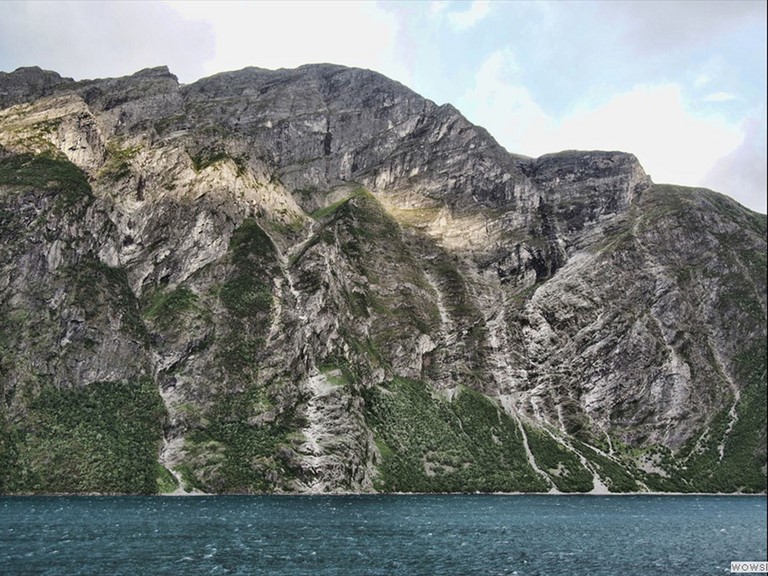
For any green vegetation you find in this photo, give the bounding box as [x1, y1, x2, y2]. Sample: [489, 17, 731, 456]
[98, 140, 141, 180]
[641, 342, 767, 493]
[428, 256, 477, 323]
[153, 114, 185, 136]
[295, 189, 441, 375]
[452, 388, 549, 491]
[335, 191, 440, 335]
[639, 445, 691, 493]
[221, 219, 277, 309]
[334, 189, 401, 245]
[227, 218, 277, 279]
[707, 189, 767, 237]
[189, 146, 232, 172]
[596, 217, 635, 254]
[220, 274, 272, 318]
[32, 117, 63, 135]
[0, 205, 22, 242]
[180, 380, 302, 493]
[2, 116, 63, 153]
[299, 188, 402, 266]
[217, 218, 278, 377]
[572, 440, 641, 492]
[143, 286, 198, 329]
[156, 464, 179, 493]
[65, 257, 149, 344]
[695, 342, 766, 493]
[639, 184, 691, 223]
[420, 253, 489, 385]
[364, 378, 475, 492]
[320, 365, 351, 388]
[522, 424, 593, 492]
[0, 379, 165, 494]
[0, 121, 762, 497]
[0, 423, 17, 494]
[364, 378, 548, 492]
[388, 206, 443, 228]
[725, 342, 768, 484]
[365, 378, 656, 492]
[180, 217, 289, 491]
[263, 216, 305, 239]
[311, 195, 354, 220]
[0, 152, 93, 211]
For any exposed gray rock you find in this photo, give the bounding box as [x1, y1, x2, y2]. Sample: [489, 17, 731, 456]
[0, 64, 764, 495]
[0, 66, 74, 108]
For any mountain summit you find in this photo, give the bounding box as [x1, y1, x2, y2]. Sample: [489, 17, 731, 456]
[0, 64, 765, 494]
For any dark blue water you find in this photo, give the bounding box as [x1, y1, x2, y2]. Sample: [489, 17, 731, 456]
[1, 495, 765, 575]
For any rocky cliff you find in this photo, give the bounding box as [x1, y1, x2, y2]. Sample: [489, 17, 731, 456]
[0, 65, 765, 494]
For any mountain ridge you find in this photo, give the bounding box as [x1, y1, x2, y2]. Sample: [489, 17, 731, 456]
[0, 64, 765, 495]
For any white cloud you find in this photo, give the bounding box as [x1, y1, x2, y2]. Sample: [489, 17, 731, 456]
[430, 1, 449, 15]
[703, 116, 767, 213]
[165, 1, 403, 83]
[597, 0, 764, 55]
[0, 1, 214, 83]
[446, 0, 491, 31]
[456, 49, 556, 157]
[548, 85, 743, 187]
[694, 74, 711, 88]
[458, 51, 745, 198]
[702, 92, 737, 102]
[2, 0, 760, 212]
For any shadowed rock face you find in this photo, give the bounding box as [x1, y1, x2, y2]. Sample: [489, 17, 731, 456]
[0, 64, 765, 495]
[0, 67, 74, 109]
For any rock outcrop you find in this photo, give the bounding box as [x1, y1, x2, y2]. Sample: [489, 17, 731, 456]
[0, 64, 765, 495]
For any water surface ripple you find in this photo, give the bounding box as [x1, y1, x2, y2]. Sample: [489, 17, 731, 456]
[1, 495, 765, 575]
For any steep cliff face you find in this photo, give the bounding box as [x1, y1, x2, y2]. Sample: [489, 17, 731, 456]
[0, 65, 765, 494]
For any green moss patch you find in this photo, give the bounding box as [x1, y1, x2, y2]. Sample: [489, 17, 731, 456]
[189, 146, 232, 172]
[0, 152, 93, 211]
[216, 218, 279, 379]
[98, 141, 142, 181]
[143, 286, 198, 329]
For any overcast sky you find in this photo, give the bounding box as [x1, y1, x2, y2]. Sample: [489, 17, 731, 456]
[1, 0, 765, 213]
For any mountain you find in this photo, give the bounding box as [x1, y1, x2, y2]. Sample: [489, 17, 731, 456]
[0, 65, 765, 495]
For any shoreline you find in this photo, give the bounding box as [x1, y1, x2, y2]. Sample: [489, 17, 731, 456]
[2, 490, 765, 497]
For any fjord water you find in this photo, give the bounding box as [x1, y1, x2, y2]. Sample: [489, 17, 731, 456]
[1, 495, 765, 575]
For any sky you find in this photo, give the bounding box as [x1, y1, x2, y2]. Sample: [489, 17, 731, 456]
[1, 0, 765, 213]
